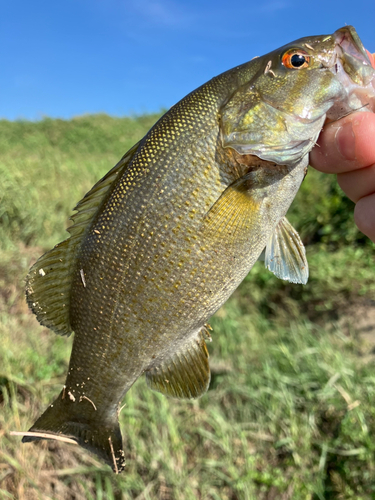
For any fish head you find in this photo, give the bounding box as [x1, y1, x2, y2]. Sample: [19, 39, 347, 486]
[220, 26, 375, 165]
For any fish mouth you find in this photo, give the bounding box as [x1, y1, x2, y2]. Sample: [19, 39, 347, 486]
[333, 26, 374, 86]
[323, 26, 375, 121]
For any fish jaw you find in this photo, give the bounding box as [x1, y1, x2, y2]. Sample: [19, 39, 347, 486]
[325, 26, 375, 120]
[334, 26, 374, 86]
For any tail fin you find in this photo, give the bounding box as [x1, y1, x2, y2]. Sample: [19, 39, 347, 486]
[22, 391, 125, 473]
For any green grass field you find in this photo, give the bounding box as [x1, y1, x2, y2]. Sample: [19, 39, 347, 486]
[0, 114, 374, 499]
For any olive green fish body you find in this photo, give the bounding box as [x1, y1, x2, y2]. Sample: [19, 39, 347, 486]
[66, 77, 305, 409]
[23, 26, 375, 471]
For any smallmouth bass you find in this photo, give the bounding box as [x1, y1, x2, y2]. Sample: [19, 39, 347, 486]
[23, 26, 375, 472]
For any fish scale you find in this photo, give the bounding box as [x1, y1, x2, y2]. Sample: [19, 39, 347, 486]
[63, 75, 241, 421]
[22, 26, 375, 472]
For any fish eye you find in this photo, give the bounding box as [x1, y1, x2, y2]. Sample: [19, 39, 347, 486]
[281, 50, 310, 69]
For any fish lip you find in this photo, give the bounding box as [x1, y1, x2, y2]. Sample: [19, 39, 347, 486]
[334, 25, 370, 63]
[332, 26, 374, 85]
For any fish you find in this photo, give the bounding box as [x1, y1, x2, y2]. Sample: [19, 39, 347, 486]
[22, 26, 375, 472]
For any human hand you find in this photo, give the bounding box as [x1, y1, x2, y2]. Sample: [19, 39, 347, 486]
[310, 52, 375, 243]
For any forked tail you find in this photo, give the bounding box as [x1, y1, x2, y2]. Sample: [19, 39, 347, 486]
[22, 390, 125, 472]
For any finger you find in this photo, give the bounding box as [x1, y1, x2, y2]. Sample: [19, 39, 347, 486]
[310, 112, 375, 174]
[366, 50, 375, 68]
[337, 163, 375, 202]
[354, 193, 375, 242]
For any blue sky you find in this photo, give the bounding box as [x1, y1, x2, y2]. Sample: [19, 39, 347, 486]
[2, 0, 374, 120]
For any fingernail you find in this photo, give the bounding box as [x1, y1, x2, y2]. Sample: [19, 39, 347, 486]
[335, 122, 356, 160]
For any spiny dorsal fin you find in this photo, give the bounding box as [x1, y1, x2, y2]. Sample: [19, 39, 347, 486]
[25, 141, 141, 336]
[145, 326, 212, 399]
[265, 216, 308, 284]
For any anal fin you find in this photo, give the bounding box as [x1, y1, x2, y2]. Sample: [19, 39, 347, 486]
[145, 327, 211, 399]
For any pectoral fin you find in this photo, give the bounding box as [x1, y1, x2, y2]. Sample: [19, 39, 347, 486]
[264, 217, 308, 285]
[202, 172, 259, 242]
[145, 327, 211, 399]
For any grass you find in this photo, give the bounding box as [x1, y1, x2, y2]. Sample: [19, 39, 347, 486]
[0, 115, 375, 499]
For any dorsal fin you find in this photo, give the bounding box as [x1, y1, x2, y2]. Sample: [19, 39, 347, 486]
[145, 326, 211, 399]
[25, 141, 141, 336]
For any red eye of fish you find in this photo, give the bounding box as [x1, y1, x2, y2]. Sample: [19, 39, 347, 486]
[282, 50, 310, 69]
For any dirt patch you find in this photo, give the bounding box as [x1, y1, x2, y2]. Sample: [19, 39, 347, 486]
[338, 298, 375, 363]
